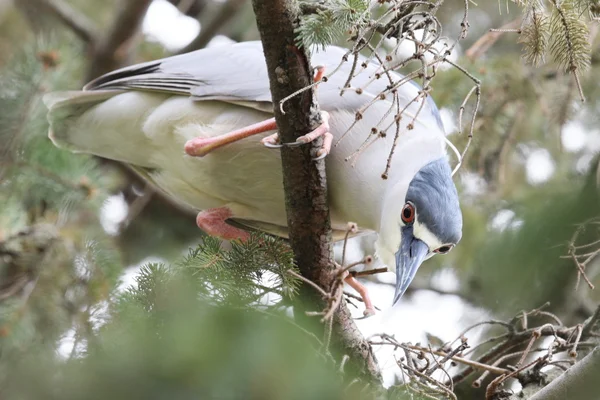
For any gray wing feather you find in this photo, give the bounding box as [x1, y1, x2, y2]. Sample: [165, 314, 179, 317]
[84, 41, 443, 131]
[85, 42, 272, 102]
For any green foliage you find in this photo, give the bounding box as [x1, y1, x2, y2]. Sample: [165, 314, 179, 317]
[0, 41, 113, 231]
[1, 236, 372, 400]
[1, 2, 599, 399]
[6, 298, 349, 400]
[122, 234, 300, 311]
[0, 41, 123, 387]
[296, 0, 370, 49]
[469, 179, 599, 315]
[573, 0, 600, 17]
[515, 0, 592, 96]
[519, 1, 550, 66]
[548, 0, 591, 73]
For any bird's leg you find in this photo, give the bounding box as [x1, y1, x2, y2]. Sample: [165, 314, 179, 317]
[184, 66, 332, 159]
[196, 207, 250, 241]
[185, 119, 277, 157]
[313, 65, 326, 84]
[344, 275, 376, 317]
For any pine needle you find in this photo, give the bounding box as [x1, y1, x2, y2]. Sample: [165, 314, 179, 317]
[549, 0, 591, 100]
[519, 1, 550, 66]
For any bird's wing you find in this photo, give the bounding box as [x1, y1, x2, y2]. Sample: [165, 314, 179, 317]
[84, 42, 273, 112]
[82, 42, 444, 132]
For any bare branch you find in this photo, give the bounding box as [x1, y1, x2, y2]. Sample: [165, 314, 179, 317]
[178, 0, 246, 54]
[465, 19, 521, 61]
[86, 0, 152, 81]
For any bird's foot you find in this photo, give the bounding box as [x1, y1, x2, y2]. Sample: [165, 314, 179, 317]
[261, 111, 333, 160]
[196, 207, 250, 241]
[344, 275, 376, 318]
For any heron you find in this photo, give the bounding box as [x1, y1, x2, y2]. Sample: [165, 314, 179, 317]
[44, 41, 462, 316]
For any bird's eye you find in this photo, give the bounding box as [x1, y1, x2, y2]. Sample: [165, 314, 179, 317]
[401, 202, 415, 224]
[434, 244, 454, 254]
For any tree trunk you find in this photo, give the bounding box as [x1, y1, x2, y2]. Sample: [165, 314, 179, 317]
[250, 0, 383, 386]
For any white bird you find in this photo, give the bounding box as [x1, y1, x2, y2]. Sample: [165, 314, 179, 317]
[44, 41, 462, 316]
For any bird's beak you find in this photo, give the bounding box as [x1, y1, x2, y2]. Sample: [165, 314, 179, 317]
[393, 226, 429, 305]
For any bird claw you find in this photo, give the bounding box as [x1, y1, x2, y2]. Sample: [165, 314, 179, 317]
[312, 150, 328, 161]
[261, 139, 304, 149]
[355, 308, 376, 320]
[261, 111, 332, 160]
[263, 139, 328, 160]
[262, 141, 283, 149]
[363, 308, 376, 317]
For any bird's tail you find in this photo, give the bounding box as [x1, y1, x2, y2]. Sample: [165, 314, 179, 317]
[43, 89, 170, 168]
[44, 90, 121, 152]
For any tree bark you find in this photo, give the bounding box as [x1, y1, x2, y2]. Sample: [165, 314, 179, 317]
[250, 0, 382, 386]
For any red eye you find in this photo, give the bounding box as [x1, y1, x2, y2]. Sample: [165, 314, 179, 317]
[434, 245, 454, 254]
[401, 202, 415, 224]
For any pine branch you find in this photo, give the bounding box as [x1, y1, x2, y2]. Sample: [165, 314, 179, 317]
[573, 0, 600, 18]
[519, 2, 550, 66]
[296, 0, 370, 49]
[124, 234, 299, 311]
[296, 9, 340, 49]
[549, 0, 591, 101]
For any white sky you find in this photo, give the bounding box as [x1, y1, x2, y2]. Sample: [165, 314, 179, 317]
[142, 0, 200, 51]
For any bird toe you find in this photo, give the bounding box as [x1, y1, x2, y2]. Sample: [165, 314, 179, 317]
[363, 308, 376, 318]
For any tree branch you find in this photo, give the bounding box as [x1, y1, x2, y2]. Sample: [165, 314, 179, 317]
[250, 0, 382, 386]
[178, 0, 246, 54]
[528, 347, 600, 400]
[86, 0, 152, 81]
[167, 0, 207, 17]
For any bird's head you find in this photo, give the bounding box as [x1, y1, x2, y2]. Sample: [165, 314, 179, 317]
[378, 157, 462, 305]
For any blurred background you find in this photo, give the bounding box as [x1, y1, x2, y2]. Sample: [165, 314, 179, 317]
[1, 0, 599, 398]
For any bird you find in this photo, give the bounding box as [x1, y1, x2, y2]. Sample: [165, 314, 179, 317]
[44, 41, 462, 316]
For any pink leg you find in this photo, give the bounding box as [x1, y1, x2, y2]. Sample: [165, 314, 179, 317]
[344, 276, 376, 317]
[313, 65, 325, 84]
[185, 66, 331, 158]
[196, 207, 250, 241]
[185, 119, 277, 157]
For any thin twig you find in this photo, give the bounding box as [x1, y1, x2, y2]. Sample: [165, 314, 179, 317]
[178, 0, 246, 54]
